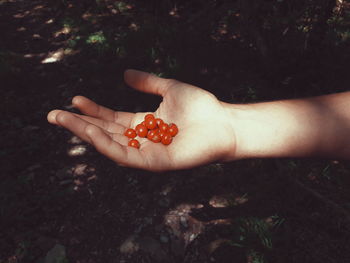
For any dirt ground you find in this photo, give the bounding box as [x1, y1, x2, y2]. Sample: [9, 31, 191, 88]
[1, 0, 350, 262]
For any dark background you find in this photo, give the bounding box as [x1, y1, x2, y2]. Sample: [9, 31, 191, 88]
[1, 0, 350, 262]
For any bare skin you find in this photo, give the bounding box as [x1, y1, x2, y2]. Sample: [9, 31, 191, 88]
[47, 70, 350, 172]
[225, 91, 350, 160]
[47, 69, 236, 171]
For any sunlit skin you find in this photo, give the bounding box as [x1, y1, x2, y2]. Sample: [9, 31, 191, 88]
[227, 91, 350, 160]
[47, 69, 236, 171]
[47, 70, 350, 172]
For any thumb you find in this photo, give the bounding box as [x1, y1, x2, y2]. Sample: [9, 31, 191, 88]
[124, 69, 174, 97]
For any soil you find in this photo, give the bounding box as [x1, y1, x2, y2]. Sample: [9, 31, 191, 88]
[1, 1, 350, 262]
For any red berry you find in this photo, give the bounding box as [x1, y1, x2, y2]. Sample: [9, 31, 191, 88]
[124, 128, 137, 139]
[155, 118, 163, 127]
[158, 130, 166, 139]
[145, 117, 157, 130]
[128, 139, 140, 149]
[159, 123, 169, 133]
[168, 123, 178, 137]
[147, 129, 159, 140]
[151, 133, 161, 143]
[145, 113, 155, 120]
[161, 133, 172, 145]
[135, 124, 148, 137]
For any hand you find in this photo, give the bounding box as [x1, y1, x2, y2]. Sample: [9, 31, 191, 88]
[47, 70, 237, 171]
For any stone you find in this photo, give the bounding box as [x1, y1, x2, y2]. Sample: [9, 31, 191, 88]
[119, 235, 139, 254]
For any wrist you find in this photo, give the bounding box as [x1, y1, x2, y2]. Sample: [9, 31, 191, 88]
[221, 94, 350, 161]
[221, 99, 313, 160]
[220, 101, 251, 160]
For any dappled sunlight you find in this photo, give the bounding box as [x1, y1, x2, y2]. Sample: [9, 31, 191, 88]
[32, 33, 42, 39]
[230, 33, 240, 40]
[81, 12, 92, 21]
[169, 7, 180, 18]
[209, 194, 232, 208]
[68, 135, 83, 145]
[41, 48, 77, 64]
[2, 0, 350, 261]
[233, 194, 249, 206]
[23, 52, 45, 59]
[218, 23, 228, 35]
[128, 22, 139, 31]
[16, 26, 26, 32]
[55, 162, 97, 192]
[208, 193, 249, 208]
[13, 11, 30, 18]
[33, 4, 44, 10]
[45, 18, 54, 24]
[25, 46, 73, 66]
[118, 197, 255, 260]
[12, 4, 47, 19]
[73, 163, 96, 179]
[163, 203, 205, 246]
[73, 164, 97, 184]
[160, 199, 253, 256]
[53, 27, 71, 38]
[23, 53, 34, 58]
[119, 235, 139, 255]
[41, 48, 65, 64]
[68, 144, 87, 156]
[119, 202, 207, 258]
[73, 163, 88, 176]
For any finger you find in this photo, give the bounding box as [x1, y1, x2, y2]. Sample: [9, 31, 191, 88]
[50, 110, 147, 169]
[47, 110, 63, 126]
[85, 124, 148, 169]
[111, 133, 129, 146]
[55, 111, 97, 143]
[124, 69, 174, 97]
[72, 96, 134, 127]
[52, 110, 129, 146]
[76, 114, 126, 134]
[48, 109, 126, 134]
[54, 111, 118, 145]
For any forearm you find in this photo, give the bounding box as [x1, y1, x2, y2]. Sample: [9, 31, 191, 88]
[223, 92, 350, 160]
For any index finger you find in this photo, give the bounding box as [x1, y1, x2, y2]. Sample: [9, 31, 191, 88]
[72, 96, 134, 127]
[85, 124, 149, 169]
[124, 69, 175, 97]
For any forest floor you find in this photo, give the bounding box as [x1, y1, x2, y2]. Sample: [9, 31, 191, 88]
[1, 0, 350, 262]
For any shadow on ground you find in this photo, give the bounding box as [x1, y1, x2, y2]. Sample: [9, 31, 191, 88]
[1, 0, 350, 262]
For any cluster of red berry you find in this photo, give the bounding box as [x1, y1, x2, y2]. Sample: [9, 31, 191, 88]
[124, 114, 178, 149]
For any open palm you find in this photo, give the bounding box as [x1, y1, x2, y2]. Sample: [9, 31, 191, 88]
[48, 70, 236, 171]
